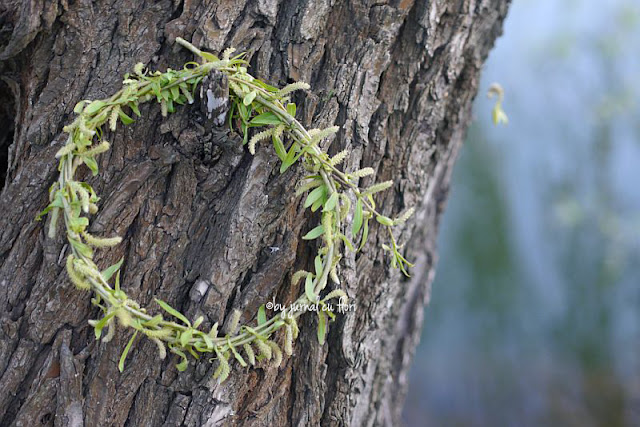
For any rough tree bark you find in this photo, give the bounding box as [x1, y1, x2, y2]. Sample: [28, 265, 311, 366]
[0, 1, 509, 425]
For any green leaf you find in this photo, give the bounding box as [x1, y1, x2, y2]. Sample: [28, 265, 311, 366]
[200, 51, 219, 62]
[352, 199, 363, 237]
[128, 101, 141, 117]
[84, 100, 106, 115]
[305, 273, 316, 302]
[170, 86, 180, 100]
[243, 91, 257, 106]
[101, 257, 124, 282]
[375, 215, 394, 226]
[250, 112, 281, 125]
[229, 341, 248, 367]
[143, 314, 164, 328]
[323, 192, 339, 212]
[118, 109, 134, 125]
[69, 238, 93, 258]
[83, 156, 99, 176]
[358, 217, 369, 251]
[286, 103, 296, 116]
[302, 225, 324, 240]
[201, 332, 214, 351]
[317, 312, 326, 345]
[93, 311, 118, 339]
[280, 143, 299, 173]
[118, 331, 138, 372]
[237, 102, 248, 121]
[180, 329, 193, 347]
[314, 255, 323, 277]
[272, 134, 287, 161]
[172, 347, 189, 371]
[258, 304, 267, 326]
[68, 216, 89, 233]
[304, 185, 326, 209]
[339, 233, 355, 251]
[74, 100, 89, 113]
[310, 196, 325, 213]
[155, 299, 191, 327]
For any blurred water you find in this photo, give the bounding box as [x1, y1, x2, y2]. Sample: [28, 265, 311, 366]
[403, 0, 640, 425]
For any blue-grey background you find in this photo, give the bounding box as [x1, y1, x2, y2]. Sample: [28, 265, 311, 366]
[403, 0, 640, 425]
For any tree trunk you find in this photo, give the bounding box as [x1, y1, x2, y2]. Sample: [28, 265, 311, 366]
[0, 1, 509, 425]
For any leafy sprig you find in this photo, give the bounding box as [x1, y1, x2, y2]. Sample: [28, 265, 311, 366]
[38, 37, 413, 381]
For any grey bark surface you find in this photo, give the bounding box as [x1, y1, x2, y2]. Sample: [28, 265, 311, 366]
[0, 0, 509, 426]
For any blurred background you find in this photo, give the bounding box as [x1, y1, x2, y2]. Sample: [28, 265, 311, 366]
[403, 0, 640, 425]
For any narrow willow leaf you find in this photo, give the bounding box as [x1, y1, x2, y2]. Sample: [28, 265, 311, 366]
[155, 299, 191, 327]
[305, 273, 316, 302]
[69, 238, 93, 258]
[250, 112, 281, 125]
[200, 51, 219, 62]
[304, 185, 326, 209]
[129, 101, 141, 116]
[84, 100, 106, 115]
[118, 331, 138, 372]
[83, 155, 99, 176]
[142, 314, 164, 328]
[92, 311, 117, 339]
[272, 134, 287, 161]
[243, 90, 257, 106]
[200, 332, 214, 351]
[190, 316, 203, 329]
[228, 340, 247, 367]
[257, 304, 267, 326]
[302, 225, 324, 241]
[280, 143, 299, 173]
[358, 217, 370, 251]
[352, 198, 363, 236]
[314, 255, 323, 278]
[286, 103, 296, 116]
[47, 207, 60, 239]
[376, 215, 394, 226]
[118, 109, 135, 125]
[310, 195, 325, 213]
[323, 192, 339, 212]
[101, 257, 124, 282]
[339, 233, 355, 252]
[73, 100, 89, 113]
[172, 347, 189, 372]
[208, 322, 219, 338]
[295, 178, 323, 198]
[180, 329, 193, 347]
